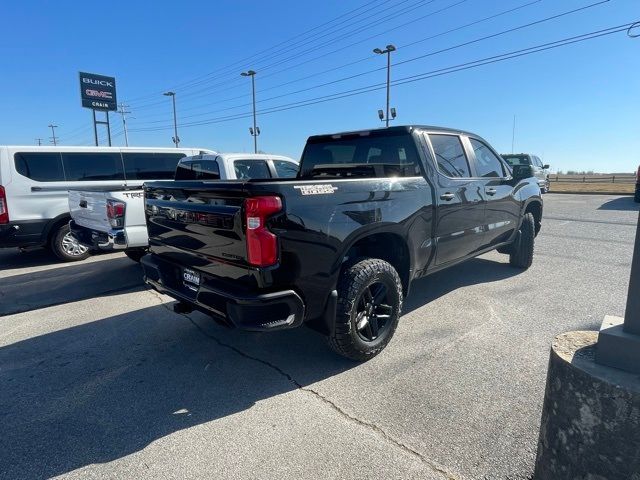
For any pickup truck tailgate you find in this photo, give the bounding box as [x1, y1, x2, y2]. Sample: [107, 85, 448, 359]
[144, 182, 249, 277]
[69, 190, 111, 232]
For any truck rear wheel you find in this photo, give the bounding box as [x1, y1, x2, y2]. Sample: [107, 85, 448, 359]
[509, 212, 535, 269]
[124, 248, 147, 263]
[329, 258, 403, 361]
[50, 224, 90, 262]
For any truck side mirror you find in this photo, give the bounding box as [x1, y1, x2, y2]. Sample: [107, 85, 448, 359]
[543, 164, 550, 170]
[512, 165, 534, 181]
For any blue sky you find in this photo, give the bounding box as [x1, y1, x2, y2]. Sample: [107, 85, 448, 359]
[1, 0, 638, 172]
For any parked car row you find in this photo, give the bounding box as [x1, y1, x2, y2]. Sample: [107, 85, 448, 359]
[0, 146, 212, 260]
[69, 152, 299, 262]
[0, 125, 543, 360]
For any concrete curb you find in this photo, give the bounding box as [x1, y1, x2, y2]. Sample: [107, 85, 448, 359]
[533, 331, 640, 479]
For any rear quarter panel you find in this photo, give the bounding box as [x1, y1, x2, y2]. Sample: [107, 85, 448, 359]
[247, 177, 434, 319]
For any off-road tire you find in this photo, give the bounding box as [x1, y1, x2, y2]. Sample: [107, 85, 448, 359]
[50, 224, 90, 262]
[328, 258, 403, 361]
[509, 212, 535, 269]
[124, 248, 147, 263]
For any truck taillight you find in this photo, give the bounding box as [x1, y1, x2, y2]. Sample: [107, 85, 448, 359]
[0, 186, 8, 224]
[245, 196, 282, 267]
[106, 199, 126, 228]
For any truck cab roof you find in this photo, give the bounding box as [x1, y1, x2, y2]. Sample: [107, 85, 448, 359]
[307, 125, 478, 143]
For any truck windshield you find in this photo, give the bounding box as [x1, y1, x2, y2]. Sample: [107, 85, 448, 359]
[501, 155, 532, 167]
[300, 133, 421, 178]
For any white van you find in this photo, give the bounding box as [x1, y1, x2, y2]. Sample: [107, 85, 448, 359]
[0, 146, 213, 261]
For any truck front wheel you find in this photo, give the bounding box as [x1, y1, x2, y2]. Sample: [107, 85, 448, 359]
[329, 258, 403, 361]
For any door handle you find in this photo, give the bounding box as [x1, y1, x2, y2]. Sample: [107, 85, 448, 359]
[486, 188, 497, 196]
[439, 192, 455, 201]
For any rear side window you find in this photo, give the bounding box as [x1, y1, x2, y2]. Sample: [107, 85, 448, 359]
[469, 138, 505, 178]
[175, 160, 220, 180]
[300, 133, 421, 178]
[429, 134, 471, 178]
[234, 160, 271, 179]
[62, 152, 125, 181]
[14, 152, 65, 182]
[273, 160, 299, 178]
[123, 152, 186, 180]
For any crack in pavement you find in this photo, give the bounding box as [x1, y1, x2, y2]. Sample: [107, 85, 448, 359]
[147, 289, 457, 480]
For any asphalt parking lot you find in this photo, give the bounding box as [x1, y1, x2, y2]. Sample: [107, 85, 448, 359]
[1, 194, 638, 480]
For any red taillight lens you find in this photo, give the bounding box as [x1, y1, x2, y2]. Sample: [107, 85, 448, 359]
[245, 196, 282, 267]
[106, 199, 126, 228]
[0, 186, 8, 225]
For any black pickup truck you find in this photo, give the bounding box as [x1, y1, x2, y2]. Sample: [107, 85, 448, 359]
[142, 126, 542, 360]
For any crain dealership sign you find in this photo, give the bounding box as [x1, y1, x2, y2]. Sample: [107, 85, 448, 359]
[79, 72, 117, 111]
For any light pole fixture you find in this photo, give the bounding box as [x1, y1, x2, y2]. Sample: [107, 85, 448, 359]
[373, 44, 397, 127]
[241, 70, 259, 153]
[163, 91, 180, 148]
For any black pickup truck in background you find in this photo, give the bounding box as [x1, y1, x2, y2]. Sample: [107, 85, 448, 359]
[141, 126, 542, 360]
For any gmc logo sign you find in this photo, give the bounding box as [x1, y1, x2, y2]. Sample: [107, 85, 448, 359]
[85, 89, 113, 99]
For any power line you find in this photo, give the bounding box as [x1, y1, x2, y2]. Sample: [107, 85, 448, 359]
[125, 0, 395, 104]
[130, 1, 612, 128]
[131, 0, 537, 121]
[132, 0, 542, 123]
[128, 0, 447, 109]
[128, 21, 635, 133]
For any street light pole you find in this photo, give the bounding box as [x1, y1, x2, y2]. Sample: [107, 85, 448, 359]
[241, 70, 259, 153]
[163, 91, 179, 148]
[373, 45, 396, 127]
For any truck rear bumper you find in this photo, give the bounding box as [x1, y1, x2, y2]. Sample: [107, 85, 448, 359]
[141, 254, 305, 331]
[69, 220, 126, 250]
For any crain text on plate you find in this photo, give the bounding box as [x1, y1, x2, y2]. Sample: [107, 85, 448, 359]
[294, 184, 338, 195]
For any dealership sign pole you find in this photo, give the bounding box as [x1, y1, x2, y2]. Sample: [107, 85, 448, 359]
[79, 72, 117, 146]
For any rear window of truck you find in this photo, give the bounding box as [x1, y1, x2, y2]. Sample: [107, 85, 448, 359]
[300, 133, 421, 178]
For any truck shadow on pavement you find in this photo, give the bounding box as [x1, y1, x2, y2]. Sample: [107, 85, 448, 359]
[404, 257, 520, 315]
[0, 302, 355, 479]
[0, 256, 146, 316]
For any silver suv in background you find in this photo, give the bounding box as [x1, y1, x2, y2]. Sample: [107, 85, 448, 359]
[501, 153, 550, 193]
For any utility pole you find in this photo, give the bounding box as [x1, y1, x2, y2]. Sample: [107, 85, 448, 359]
[241, 70, 259, 153]
[35, 138, 43, 146]
[373, 45, 397, 127]
[117, 103, 131, 147]
[48, 124, 58, 146]
[163, 92, 179, 148]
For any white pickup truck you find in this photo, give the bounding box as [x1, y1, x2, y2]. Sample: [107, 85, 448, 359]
[69, 153, 299, 261]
